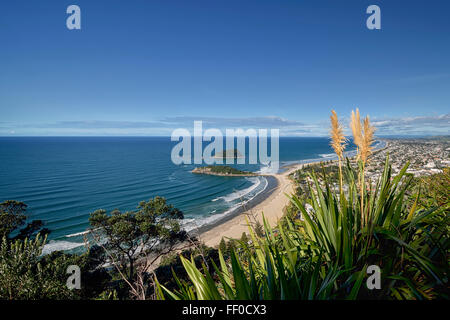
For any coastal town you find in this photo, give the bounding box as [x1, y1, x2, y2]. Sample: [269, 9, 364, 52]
[291, 137, 450, 191]
[367, 137, 449, 180]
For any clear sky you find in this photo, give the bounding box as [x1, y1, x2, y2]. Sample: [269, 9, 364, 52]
[1, 0, 449, 136]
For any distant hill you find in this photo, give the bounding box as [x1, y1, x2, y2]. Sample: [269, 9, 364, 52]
[213, 149, 244, 159]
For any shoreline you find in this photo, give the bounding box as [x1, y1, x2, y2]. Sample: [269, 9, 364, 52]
[191, 175, 279, 235]
[194, 163, 305, 247]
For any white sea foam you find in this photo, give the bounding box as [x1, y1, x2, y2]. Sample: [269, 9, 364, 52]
[319, 153, 337, 158]
[65, 230, 90, 238]
[182, 177, 269, 232]
[180, 218, 201, 232]
[219, 177, 261, 202]
[182, 204, 242, 233]
[258, 165, 279, 174]
[42, 240, 85, 255]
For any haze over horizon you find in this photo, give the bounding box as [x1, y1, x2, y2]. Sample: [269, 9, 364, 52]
[1, 0, 449, 136]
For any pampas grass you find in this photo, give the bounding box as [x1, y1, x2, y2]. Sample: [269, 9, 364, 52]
[330, 110, 346, 159]
[361, 116, 375, 164]
[349, 108, 376, 227]
[350, 109, 362, 159]
[350, 108, 376, 166]
[330, 110, 346, 189]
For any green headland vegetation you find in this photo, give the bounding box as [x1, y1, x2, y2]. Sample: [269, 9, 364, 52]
[192, 165, 256, 176]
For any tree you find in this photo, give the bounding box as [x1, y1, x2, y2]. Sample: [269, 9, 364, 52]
[0, 200, 26, 239]
[0, 200, 76, 299]
[0, 200, 49, 240]
[88, 197, 187, 283]
[0, 235, 75, 299]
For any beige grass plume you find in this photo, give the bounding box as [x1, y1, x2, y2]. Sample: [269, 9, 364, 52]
[350, 109, 363, 160]
[350, 108, 376, 164]
[361, 116, 375, 164]
[330, 110, 347, 159]
[349, 109, 376, 227]
[330, 110, 347, 189]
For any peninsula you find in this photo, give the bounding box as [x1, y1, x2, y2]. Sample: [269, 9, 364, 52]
[192, 165, 257, 176]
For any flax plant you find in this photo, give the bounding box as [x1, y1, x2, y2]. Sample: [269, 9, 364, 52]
[155, 160, 448, 300]
[154, 217, 345, 300]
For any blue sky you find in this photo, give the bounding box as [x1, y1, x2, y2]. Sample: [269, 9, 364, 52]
[0, 0, 449, 136]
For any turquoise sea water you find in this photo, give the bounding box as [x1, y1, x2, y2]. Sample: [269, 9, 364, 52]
[0, 137, 379, 253]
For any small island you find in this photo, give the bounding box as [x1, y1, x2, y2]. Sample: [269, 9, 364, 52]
[192, 165, 258, 176]
[213, 149, 244, 159]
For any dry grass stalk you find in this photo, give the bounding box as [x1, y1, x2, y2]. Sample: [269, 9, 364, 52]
[349, 109, 376, 228]
[330, 110, 346, 159]
[350, 108, 376, 166]
[330, 110, 347, 189]
[350, 109, 363, 159]
[361, 116, 375, 164]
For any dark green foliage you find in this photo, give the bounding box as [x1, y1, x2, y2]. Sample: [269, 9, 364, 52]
[0, 235, 76, 299]
[0, 200, 50, 240]
[0, 233, 114, 300]
[153, 245, 220, 296]
[89, 196, 187, 281]
[41, 246, 112, 299]
[218, 238, 227, 254]
[290, 162, 340, 202]
[240, 232, 249, 244]
[206, 165, 251, 175]
[0, 200, 27, 239]
[14, 219, 50, 240]
[412, 167, 449, 211]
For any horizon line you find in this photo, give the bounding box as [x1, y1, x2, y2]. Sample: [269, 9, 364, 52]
[0, 135, 447, 138]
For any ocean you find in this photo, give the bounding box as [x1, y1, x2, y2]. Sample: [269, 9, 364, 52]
[0, 136, 374, 253]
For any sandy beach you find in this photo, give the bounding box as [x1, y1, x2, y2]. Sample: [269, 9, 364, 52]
[198, 163, 305, 247]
